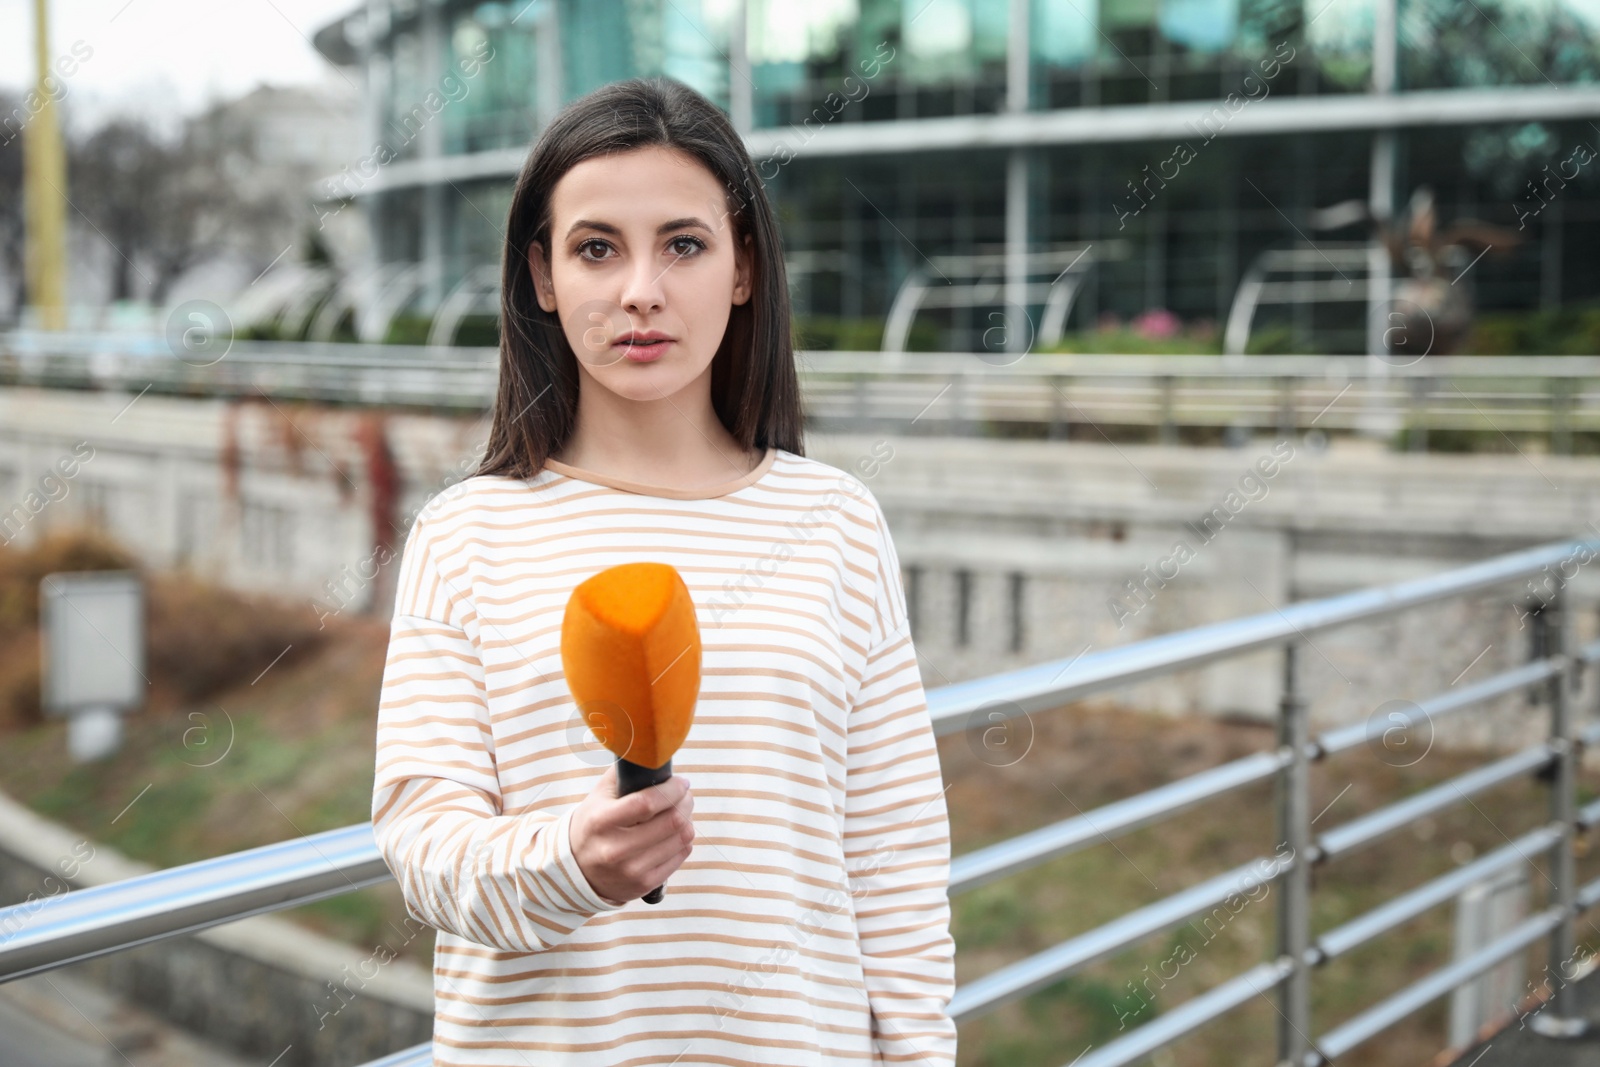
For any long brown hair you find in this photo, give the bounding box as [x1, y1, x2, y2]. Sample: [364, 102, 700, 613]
[474, 76, 804, 480]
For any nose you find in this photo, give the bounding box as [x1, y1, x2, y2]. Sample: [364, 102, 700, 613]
[618, 251, 667, 318]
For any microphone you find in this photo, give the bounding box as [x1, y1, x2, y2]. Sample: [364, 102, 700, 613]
[561, 562, 701, 905]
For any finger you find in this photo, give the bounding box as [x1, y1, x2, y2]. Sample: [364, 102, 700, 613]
[613, 792, 693, 854]
[608, 773, 683, 829]
[622, 787, 692, 843]
[639, 847, 692, 890]
[642, 783, 693, 830]
[630, 825, 694, 881]
[647, 790, 693, 836]
[635, 776, 685, 820]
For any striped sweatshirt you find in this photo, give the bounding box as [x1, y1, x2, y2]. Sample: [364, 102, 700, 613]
[372, 445, 957, 1066]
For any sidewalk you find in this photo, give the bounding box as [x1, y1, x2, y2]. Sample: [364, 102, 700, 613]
[1451, 969, 1600, 1067]
[0, 966, 255, 1067]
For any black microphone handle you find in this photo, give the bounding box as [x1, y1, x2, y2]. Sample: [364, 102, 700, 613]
[614, 756, 672, 904]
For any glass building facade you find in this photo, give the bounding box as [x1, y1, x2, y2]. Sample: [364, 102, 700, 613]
[315, 0, 1600, 352]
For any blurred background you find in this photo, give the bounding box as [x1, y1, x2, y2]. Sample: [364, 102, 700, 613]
[4, 0, 1600, 350]
[3, 1, 1600, 1066]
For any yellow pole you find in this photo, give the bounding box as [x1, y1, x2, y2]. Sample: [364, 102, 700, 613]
[24, 0, 68, 331]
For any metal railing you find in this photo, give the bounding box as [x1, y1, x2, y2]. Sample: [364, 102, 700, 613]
[1, 539, 1597, 1066]
[7, 332, 1600, 451]
[798, 353, 1600, 452]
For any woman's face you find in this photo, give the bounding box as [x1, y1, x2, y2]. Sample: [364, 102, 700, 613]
[529, 144, 753, 404]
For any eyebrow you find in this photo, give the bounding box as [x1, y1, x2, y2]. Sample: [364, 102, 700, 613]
[564, 217, 713, 240]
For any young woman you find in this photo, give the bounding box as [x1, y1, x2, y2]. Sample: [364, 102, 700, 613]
[373, 76, 955, 1066]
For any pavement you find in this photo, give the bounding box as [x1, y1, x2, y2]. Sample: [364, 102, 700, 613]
[1453, 969, 1600, 1067]
[0, 968, 255, 1067]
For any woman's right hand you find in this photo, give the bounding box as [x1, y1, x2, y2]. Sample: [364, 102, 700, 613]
[569, 763, 695, 905]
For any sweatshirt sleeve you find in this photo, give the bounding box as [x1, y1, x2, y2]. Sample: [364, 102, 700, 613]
[371, 514, 626, 954]
[844, 494, 958, 1065]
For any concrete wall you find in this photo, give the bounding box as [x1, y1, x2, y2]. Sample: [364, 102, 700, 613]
[4, 384, 1598, 741]
[803, 433, 1600, 746]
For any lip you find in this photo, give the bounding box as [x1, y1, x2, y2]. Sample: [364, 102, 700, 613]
[611, 333, 674, 362]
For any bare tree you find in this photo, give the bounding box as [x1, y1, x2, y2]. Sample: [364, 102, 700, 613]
[0, 93, 26, 322]
[70, 116, 239, 304]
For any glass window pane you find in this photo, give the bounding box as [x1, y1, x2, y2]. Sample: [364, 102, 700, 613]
[1401, 0, 1600, 89]
[1159, 0, 1239, 51]
[1033, 0, 1097, 66]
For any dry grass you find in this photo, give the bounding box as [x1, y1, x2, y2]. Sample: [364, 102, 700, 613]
[938, 699, 1600, 1067]
[0, 529, 330, 728]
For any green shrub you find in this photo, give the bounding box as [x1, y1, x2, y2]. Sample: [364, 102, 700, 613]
[1468, 303, 1600, 354]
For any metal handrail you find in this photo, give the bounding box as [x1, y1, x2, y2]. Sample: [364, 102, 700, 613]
[17, 331, 1600, 375]
[949, 852, 1293, 1022]
[0, 824, 389, 982]
[1314, 825, 1565, 963]
[1313, 907, 1567, 1063]
[356, 1048, 432, 1067]
[9, 334, 1600, 449]
[1314, 658, 1564, 756]
[950, 748, 1291, 894]
[1073, 957, 1297, 1067]
[928, 539, 1591, 734]
[1315, 743, 1558, 861]
[0, 537, 1595, 1067]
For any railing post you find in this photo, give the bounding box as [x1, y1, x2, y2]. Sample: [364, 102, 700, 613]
[1276, 640, 1314, 1066]
[1408, 376, 1429, 453]
[954, 370, 975, 437]
[1159, 374, 1178, 444]
[1529, 588, 1589, 1036]
[1550, 378, 1573, 456]
[1047, 374, 1070, 440]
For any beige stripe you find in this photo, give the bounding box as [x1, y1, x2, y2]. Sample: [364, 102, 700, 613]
[434, 940, 866, 982]
[384, 645, 480, 667]
[841, 814, 947, 843]
[844, 790, 940, 825]
[378, 712, 492, 735]
[375, 751, 493, 776]
[388, 618, 467, 640]
[437, 927, 864, 973]
[431, 534, 876, 602]
[381, 666, 483, 687]
[473, 584, 868, 645]
[422, 486, 878, 538]
[433, 1001, 873, 1039]
[431, 1028, 876, 1060]
[378, 691, 488, 712]
[846, 719, 931, 759]
[432, 973, 867, 1011]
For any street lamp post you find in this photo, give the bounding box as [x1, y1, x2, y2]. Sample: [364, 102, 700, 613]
[24, 0, 69, 331]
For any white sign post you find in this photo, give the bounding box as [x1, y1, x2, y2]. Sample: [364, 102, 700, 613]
[40, 571, 145, 763]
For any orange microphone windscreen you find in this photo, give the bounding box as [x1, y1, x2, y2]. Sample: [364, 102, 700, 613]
[560, 562, 701, 770]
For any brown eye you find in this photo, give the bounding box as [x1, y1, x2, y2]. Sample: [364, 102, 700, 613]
[577, 240, 610, 261]
[669, 236, 706, 257]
